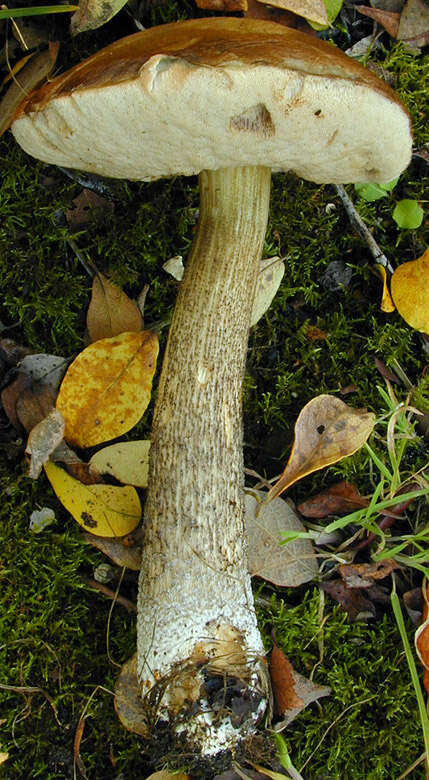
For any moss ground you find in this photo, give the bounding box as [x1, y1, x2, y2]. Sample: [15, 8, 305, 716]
[0, 5, 428, 778]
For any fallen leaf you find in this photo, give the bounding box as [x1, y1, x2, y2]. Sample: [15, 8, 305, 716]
[71, 0, 128, 34]
[145, 773, 190, 780]
[374, 264, 395, 313]
[18, 353, 68, 394]
[391, 249, 429, 333]
[403, 588, 423, 625]
[250, 257, 285, 327]
[195, 0, 247, 9]
[44, 461, 141, 537]
[163, 255, 184, 281]
[114, 653, 148, 737]
[270, 641, 330, 723]
[0, 752, 8, 765]
[322, 579, 376, 621]
[297, 480, 369, 518]
[304, 325, 329, 341]
[0, 43, 59, 136]
[2, 371, 57, 432]
[398, 0, 429, 47]
[357, 5, 400, 37]
[415, 579, 429, 694]
[245, 490, 318, 586]
[373, 358, 401, 384]
[26, 408, 65, 479]
[29, 507, 56, 533]
[245, 0, 305, 27]
[82, 531, 142, 569]
[265, 395, 375, 503]
[89, 440, 151, 488]
[56, 331, 158, 448]
[87, 273, 143, 343]
[319, 260, 352, 291]
[259, 0, 329, 24]
[339, 559, 399, 588]
[66, 189, 114, 229]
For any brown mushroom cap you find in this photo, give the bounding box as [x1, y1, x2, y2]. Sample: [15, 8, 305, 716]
[11, 17, 412, 184]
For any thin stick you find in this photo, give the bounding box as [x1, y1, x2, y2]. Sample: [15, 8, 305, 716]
[335, 185, 394, 273]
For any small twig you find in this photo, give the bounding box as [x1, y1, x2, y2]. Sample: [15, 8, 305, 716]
[335, 184, 394, 274]
[83, 577, 136, 612]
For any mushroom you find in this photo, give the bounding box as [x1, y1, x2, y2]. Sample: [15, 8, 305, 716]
[10, 17, 412, 763]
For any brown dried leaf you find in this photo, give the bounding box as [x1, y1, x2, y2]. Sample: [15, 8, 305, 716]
[398, 0, 429, 47]
[71, 0, 128, 34]
[114, 653, 148, 737]
[339, 559, 399, 588]
[357, 5, 400, 36]
[245, 490, 318, 586]
[258, 0, 329, 24]
[322, 579, 376, 621]
[244, 0, 306, 27]
[87, 273, 143, 343]
[82, 531, 142, 570]
[266, 395, 375, 503]
[146, 773, 190, 780]
[391, 250, 429, 334]
[66, 189, 114, 230]
[270, 641, 330, 723]
[0, 43, 59, 136]
[297, 480, 369, 518]
[304, 325, 329, 341]
[195, 0, 246, 9]
[56, 331, 158, 448]
[415, 580, 429, 693]
[26, 409, 65, 479]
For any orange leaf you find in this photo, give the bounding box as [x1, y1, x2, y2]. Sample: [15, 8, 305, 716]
[297, 480, 369, 518]
[374, 264, 395, 313]
[391, 249, 429, 333]
[270, 641, 330, 724]
[56, 331, 158, 448]
[357, 6, 400, 37]
[87, 273, 143, 342]
[265, 395, 375, 503]
[415, 579, 429, 693]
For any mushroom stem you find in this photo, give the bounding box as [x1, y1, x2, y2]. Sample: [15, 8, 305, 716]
[137, 166, 271, 753]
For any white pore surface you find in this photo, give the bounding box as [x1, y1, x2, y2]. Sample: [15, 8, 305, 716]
[12, 55, 411, 184]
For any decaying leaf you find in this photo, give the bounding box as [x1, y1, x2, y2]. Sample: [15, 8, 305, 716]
[87, 273, 143, 343]
[415, 579, 429, 694]
[297, 480, 369, 518]
[66, 189, 114, 230]
[26, 408, 65, 479]
[265, 395, 375, 503]
[82, 530, 142, 570]
[114, 653, 148, 737]
[71, 0, 129, 34]
[18, 354, 68, 394]
[357, 5, 400, 37]
[195, 0, 246, 10]
[391, 249, 429, 333]
[250, 257, 285, 327]
[2, 371, 57, 432]
[322, 579, 376, 621]
[374, 264, 395, 313]
[339, 559, 400, 588]
[398, 0, 429, 47]
[145, 773, 190, 779]
[44, 461, 141, 537]
[245, 490, 318, 586]
[56, 331, 158, 448]
[0, 43, 59, 136]
[258, 0, 329, 24]
[163, 255, 185, 281]
[89, 440, 151, 488]
[270, 641, 330, 724]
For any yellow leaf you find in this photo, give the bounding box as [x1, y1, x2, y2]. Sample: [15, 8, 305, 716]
[56, 331, 158, 448]
[391, 249, 429, 333]
[257, 0, 329, 25]
[265, 395, 375, 503]
[89, 440, 150, 487]
[374, 264, 395, 313]
[87, 273, 143, 343]
[44, 460, 141, 537]
[145, 773, 189, 780]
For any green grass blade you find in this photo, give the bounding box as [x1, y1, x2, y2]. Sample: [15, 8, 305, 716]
[0, 5, 77, 19]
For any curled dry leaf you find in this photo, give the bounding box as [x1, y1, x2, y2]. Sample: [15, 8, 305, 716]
[19, 354, 68, 394]
[66, 189, 114, 230]
[415, 579, 429, 694]
[0, 43, 59, 136]
[250, 257, 285, 327]
[391, 249, 429, 333]
[26, 409, 65, 479]
[257, 0, 329, 24]
[114, 653, 148, 737]
[322, 579, 375, 621]
[87, 273, 143, 343]
[357, 5, 400, 37]
[44, 461, 141, 537]
[56, 331, 158, 448]
[245, 489, 318, 586]
[270, 641, 330, 724]
[339, 559, 400, 589]
[82, 531, 142, 570]
[374, 264, 395, 313]
[265, 395, 375, 504]
[71, 0, 129, 34]
[89, 440, 151, 488]
[297, 480, 369, 518]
